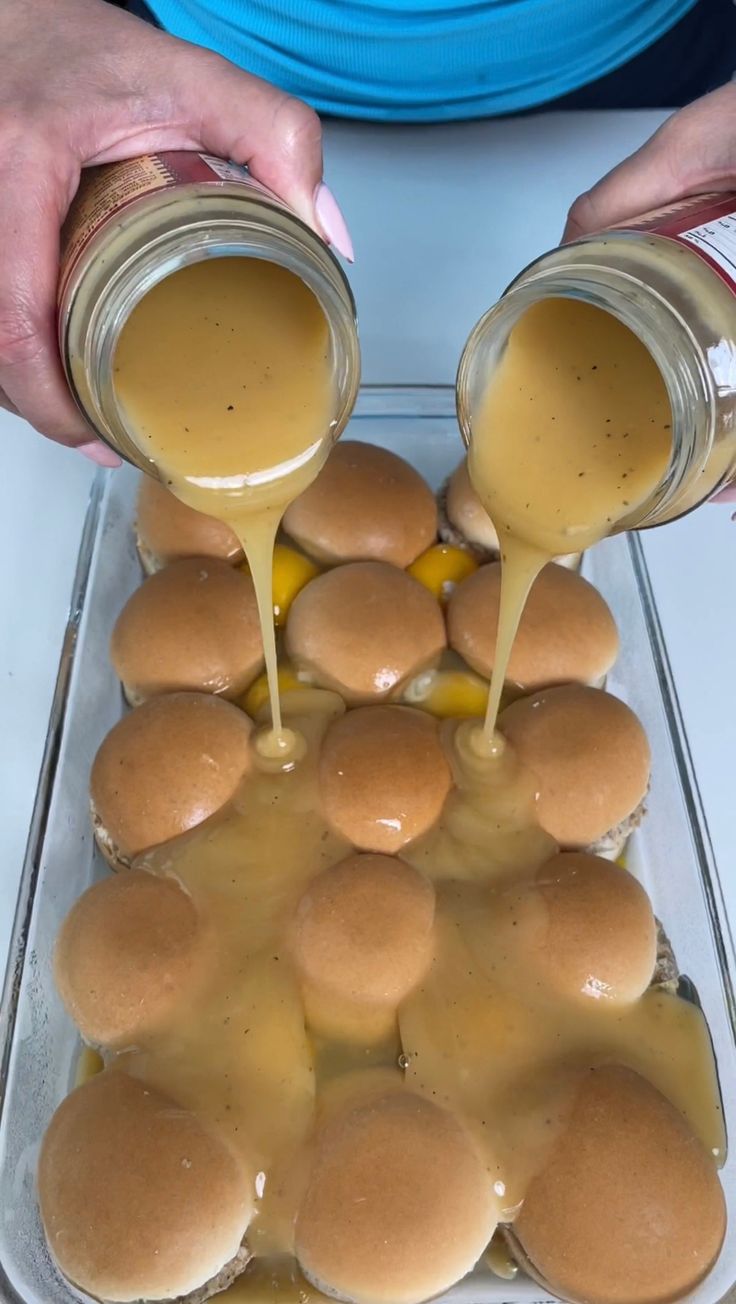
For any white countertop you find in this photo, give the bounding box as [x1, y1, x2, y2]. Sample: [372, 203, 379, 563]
[0, 112, 733, 972]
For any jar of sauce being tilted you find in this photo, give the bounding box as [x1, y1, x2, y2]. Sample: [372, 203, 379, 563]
[457, 193, 736, 534]
[57, 151, 360, 468]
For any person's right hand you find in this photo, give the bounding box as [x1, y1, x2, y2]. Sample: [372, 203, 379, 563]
[0, 0, 353, 464]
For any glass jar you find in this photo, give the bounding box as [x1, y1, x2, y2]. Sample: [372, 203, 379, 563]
[58, 152, 360, 471]
[456, 194, 736, 528]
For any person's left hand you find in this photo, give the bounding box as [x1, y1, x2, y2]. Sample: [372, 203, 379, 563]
[563, 81, 736, 503]
[562, 81, 736, 242]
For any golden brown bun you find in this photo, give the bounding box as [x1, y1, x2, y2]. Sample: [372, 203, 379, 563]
[90, 692, 252, 868]
[282, 441, 438, 567]
[499, 685, 650, 848]
[38, 1071, 252, 1303]
[445, 459, 501, 554]
[110, 558, 263, 705]
[55, 870, 210, 1047]
[315, 1067, 408, 1126]
[491, 853, 656, 1005]
[319, 706, 451, 853]
[286, 562, 446, 704]
[296, 1089, 498, 1304]
[448, 562, 618, 687]
[511, 1064, 725, 1304]
[136, 476, 243, 573]
[291, 853, 435, 1041]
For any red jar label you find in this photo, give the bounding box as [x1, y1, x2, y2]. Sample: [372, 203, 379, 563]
[58, 151, 283, 308]
[620, 192, 736, 290]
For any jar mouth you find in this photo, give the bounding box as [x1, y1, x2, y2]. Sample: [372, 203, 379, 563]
[456, 267, 715, 533]
[80, 218, 359, 471]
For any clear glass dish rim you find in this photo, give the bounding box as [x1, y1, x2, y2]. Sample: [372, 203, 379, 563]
[1, 383, 734, 1304]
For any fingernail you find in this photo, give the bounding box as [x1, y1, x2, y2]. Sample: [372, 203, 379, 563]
[314, 183, 355, 262]
[77, 439, 122, 468]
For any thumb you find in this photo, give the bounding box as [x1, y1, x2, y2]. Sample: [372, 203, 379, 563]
[172, 47, 353, 260]
[562, 82, 736, 243]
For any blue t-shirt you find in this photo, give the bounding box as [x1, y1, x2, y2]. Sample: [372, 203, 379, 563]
[146, 0, 698, 120]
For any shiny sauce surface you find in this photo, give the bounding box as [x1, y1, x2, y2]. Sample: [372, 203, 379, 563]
[98, 694, 723, 1287]
[468, 298, 672, 747]
[71, 272, 723, 1300]
[114, 256, 335, 749]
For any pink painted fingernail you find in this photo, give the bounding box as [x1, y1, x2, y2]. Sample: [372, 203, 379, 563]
[77, 439, 122, 468]
[314, 183, 355, 262]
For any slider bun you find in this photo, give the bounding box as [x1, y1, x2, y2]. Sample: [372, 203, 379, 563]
[136, 476, 243, 574]
[319, 706, 451, 853]
[282, 441, 437, 567]
[499, 685, 650, 849]
[315, 1067, 408, 1125]
[111, 558, 263, 705]
[55, 869, 209, 1047]
[286, 562, 446, 704]
[291, 853, 435, 1041]
[38, 1071, 252, 1303]
[90, 692, 252, 869]
[443, 460, 579, 568]
[448, 562, 618, 687]
[491, 853, 656, 1004]
[296, 1090, 498, 1304]
[445, 459, 500, 554]
[511, 1064, 725, 1304]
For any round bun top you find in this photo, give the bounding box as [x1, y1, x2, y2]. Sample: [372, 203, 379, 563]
[445, 459, 500, 554]
[286, 562, 446, 704]
[513, 1064, 726, 1304]
[296, 1088, 498, 1304]
[90, 692, 252, 868]
[319, 705, 452, 853]
[499, 685, 650, 848]
[282, 441, 438, 567]
[136, 476, 243, 572]
[292, 852, 435, 1007]
[110, 558, 263, 705]
[38, 1071, 252, 1303]
[55, 869, 209, 1047]
[448, 562, 618, 687]
[492, 852, 656, 1005]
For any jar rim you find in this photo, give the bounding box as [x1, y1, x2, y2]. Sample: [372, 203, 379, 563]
[455, 262, 716, 533]
[66, 206, 359, 471]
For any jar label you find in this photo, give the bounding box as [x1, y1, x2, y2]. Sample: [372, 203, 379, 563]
[58, 151, 284, 309]
[621, 192, 736, 291]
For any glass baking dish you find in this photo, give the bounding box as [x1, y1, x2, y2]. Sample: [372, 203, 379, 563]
[1, 385, 734, 1304]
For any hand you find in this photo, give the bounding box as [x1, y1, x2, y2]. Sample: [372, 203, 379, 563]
[563, 81, 736, 241]
[564, 82, 736, 504]
[0, 0, 353, 462]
